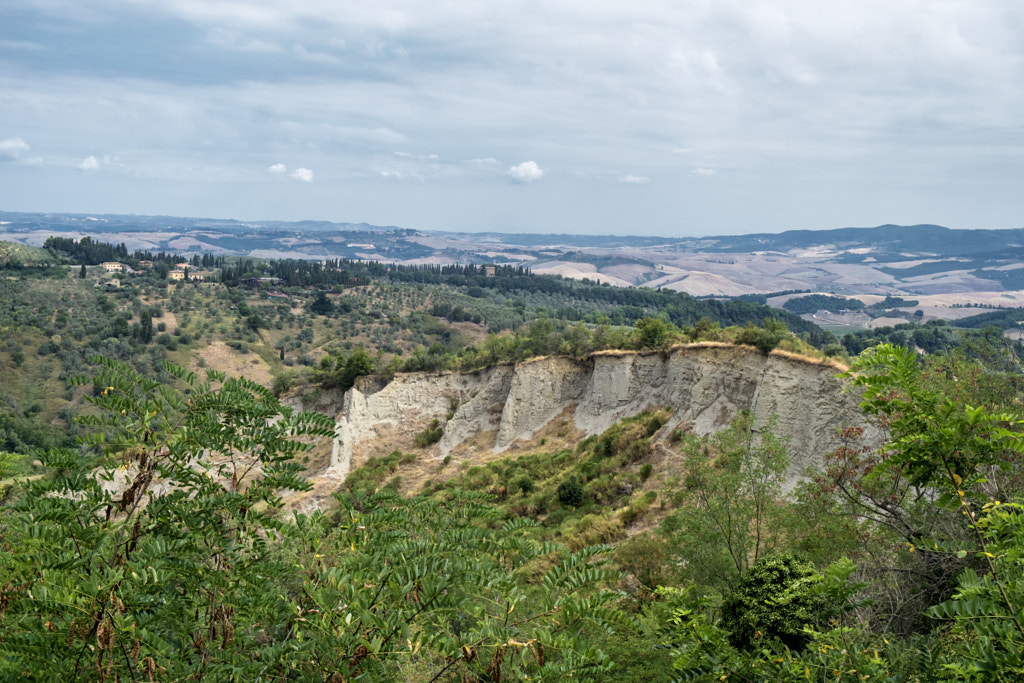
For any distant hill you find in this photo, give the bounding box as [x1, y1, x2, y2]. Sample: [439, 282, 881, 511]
[709, 224, 1024, 258]
[5, 212, 1024, 298]
[0, 211, 407, 235]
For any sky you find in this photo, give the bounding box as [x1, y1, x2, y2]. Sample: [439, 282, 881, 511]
[1, 0, 1022, 236]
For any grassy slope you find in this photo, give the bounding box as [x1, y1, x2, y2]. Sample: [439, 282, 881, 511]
[332, 410, 699, 681]
[0, 240, 57, 266]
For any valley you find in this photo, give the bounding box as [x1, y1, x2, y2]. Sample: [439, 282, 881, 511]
[4, 212, 1024, 301]
[2, 224, 1023, 680]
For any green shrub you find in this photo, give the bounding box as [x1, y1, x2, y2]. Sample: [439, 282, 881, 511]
[557, 476, 585, 507]
[413, 418, 444, 447]
[615, 533, 674, 591]
[823, 342, 845, 357]
[639, 463, 653, 481]
[513, 474, 536, 494]
[720, 554, 826, 651]
[623, 438, 651, 463]
[644, 414, 663, 436]
[579, 460, 600, 482]
[542, 508, 570, 527]
[619, 492, 657, 527]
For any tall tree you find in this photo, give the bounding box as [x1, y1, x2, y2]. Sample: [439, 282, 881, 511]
[138, 308, 153, 344]
[663, 412, 790, 591]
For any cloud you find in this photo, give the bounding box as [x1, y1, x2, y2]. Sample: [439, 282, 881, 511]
[507, 161, 544, 183]
[0, 137, 31, 161]
[378, 169, 426, 181]
[393, 151, 439, 161]
[619, 175, 649, 184]
[4, 0, 1024, 233]
[269, 163, 313, 181]
[79, 155, 100, 171]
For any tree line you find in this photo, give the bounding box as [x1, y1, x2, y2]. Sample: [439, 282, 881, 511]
[44, 236, 227, 269]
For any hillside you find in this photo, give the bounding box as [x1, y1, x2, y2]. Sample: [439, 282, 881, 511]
[0, 239, 57, 266]
[5, 212, 1024, 302]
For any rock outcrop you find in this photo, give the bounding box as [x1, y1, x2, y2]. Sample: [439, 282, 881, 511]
[321, 345, 865, 485]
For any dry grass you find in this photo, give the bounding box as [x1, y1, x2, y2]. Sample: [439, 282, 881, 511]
[562, 514, 626, 551]
[193, 341, 274, 387]
[395, 430, 499, 495]
[680, 341, 736, 349]
[299, 434, 336, 476]
[589, 348, 634, 357]
[770, 348, 849, 371]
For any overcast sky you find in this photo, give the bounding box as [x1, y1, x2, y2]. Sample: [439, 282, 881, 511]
[1, 0, 1022, 236]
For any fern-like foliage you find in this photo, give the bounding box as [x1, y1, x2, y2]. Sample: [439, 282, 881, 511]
[0, 357, 627, 681]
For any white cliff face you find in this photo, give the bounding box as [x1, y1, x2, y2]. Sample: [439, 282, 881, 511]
[326, 345, 864, 484]
[495, 357, 593, 451]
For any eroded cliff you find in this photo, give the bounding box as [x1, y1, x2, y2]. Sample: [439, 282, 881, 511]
[318, 344, 864, 485]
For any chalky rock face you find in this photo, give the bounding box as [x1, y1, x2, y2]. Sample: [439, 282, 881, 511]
[327, 345, 864, 485]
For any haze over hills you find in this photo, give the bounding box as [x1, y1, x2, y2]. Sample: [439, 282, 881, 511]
[4, 211, 1024, 303]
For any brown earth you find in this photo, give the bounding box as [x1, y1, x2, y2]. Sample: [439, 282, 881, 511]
[193, 341, 274, 387]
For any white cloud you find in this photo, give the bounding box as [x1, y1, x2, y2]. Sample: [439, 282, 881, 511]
[393, 151, 441, 162]
[290, 167, 314, 182]
[378, 169, 426, 181]
[79, 155, 100, 171]
[0, 137, 31, 161]
[507, 161, 544, 183]
[620, 175, 649, 184]
[690, 168, 716, 176]
[267, 162, 287, 174]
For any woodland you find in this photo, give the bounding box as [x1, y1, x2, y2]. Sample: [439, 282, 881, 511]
[1, 238, 1023, 680]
